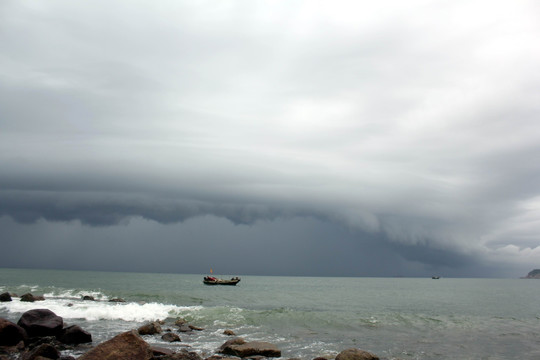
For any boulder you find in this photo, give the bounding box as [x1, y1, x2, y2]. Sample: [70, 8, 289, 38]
[138, 321, 162, 335]
[20, 343, 60, 360]
[219, 338, 281, 358]
[161, 332, 181, 342]
[20, 293, 37, 302]
[223, 330, 236, 336]
[0, 318, 27, 346]
[17, 309, 63, 338]
[189, 325, 204, 331]
[335, 348, 379, 360]
[82, 295, 95, 301]
[78, 330, 153, 360]
[19, 293, 45, 302]
[57, 325, 92, 344]
[0, 292, 12, 302]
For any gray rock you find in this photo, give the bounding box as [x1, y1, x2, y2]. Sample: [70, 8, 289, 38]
[177, 324, 192, 333]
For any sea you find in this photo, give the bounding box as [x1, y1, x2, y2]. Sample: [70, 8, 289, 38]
[1, 268, 540, 360]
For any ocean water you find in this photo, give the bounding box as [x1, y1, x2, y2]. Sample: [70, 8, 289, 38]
[1, 268, 540, 360]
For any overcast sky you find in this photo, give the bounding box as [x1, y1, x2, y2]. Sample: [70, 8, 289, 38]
[1, 0, 539, 278]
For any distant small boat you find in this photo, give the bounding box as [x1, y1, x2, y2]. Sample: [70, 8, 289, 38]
[203, 276, 241, 286]
[432, 276, 440, 279]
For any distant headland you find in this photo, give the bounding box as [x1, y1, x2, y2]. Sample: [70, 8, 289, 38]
[522, 269, 540, 279]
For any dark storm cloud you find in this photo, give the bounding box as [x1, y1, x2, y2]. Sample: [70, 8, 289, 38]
[1, 0, 540, 276]
[0, 190, 312, 226]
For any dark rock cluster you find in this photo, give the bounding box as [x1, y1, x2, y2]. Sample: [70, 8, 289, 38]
[0, 308, 92, 360]
[1, 307, 380, 360]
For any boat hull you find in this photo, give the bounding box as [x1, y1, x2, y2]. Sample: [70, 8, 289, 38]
[203, 277, 240, 286]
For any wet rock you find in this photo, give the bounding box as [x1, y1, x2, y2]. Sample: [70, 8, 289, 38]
[82, 295, 95, 301]
[0, 292, 12, 302]
[243, 356, 266, 360]
[205, 356, 240, 360]
[159, 349, 203, 360]
[0, 318, 27, 346]
[78, 330, 153, 360]
[177, 324, 192, 333]
[109, 298, 126, 303]
[138, 321, 162, 335]
[20, 293, 37, 302]
[21, 343, 60, 360]
[0, 340, 25, 355]
[174, 318, 187, 326]
[161, 332, 181, 342]
[223, 330, 235, 336]
[20, 294, 45, 302]
[26, 335, 69, 352]
[188, 325, 204, 331]
[335, 348, 379, 360]
[17, 309, 63, 338]
[151, 346, 174, 356]
[57, 325, 92, 345]
[219, 338, 245, 352]
[219, 338, 281, 358]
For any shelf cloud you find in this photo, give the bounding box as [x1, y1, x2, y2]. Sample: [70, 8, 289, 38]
[1, 0, 540, 277]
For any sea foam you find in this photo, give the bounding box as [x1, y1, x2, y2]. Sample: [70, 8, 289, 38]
[0, 297, 199, 322]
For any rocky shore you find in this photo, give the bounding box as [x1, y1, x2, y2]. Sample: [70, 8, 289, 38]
[0, 292, 381, 360]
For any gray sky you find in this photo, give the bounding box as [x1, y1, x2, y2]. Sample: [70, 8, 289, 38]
[1, 0, 539, 278]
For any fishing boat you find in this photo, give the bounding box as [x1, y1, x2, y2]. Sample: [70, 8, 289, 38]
[203, 276, 241, 286]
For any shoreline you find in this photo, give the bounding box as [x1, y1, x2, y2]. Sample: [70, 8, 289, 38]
[0, 292, 382, 360]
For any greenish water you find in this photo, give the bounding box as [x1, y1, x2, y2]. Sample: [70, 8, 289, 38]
[1, 268, 540, 359]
